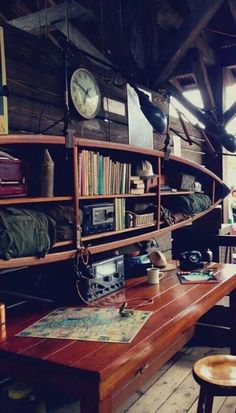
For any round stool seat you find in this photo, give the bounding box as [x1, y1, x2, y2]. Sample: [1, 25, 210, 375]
[193, 355, 236, 387]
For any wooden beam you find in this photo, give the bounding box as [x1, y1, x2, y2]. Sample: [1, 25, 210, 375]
[194, 35, 216, 66]
[167, 81, 210, 125]
[153, 0, 225, 88]
[9, 0, 93, 32]
[227, 0, 236, 23]
[54, 20, 111, 66]
[157, 1, 183, 30]
[224, 101, 236, 125]
[189, 47, 216, 115]
[207, 61, 224, 123]
[166, 80, 223, 151]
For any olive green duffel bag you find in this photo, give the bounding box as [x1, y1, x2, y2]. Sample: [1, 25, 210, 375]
[0, 207, 56, 260]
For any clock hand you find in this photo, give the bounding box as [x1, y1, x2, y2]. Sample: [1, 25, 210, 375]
[73, 79, 88, 95]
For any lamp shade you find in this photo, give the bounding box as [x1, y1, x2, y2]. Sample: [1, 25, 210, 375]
[218, 133, 236, 153]
[135, 88, 167, 135]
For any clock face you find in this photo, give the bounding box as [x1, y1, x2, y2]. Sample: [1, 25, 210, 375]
[70, 68, 101, 119]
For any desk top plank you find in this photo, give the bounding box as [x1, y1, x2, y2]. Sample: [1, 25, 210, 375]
[0, 306, 53, 352]
[0, 264, 235, 412]
[70, 267, 236, 375]
[0, 267, 231, 366]
[40, 275, 193, 366]
[4, 274, 180, 364]
[6, 276, 198, 370]
[0, 264, 235, 393]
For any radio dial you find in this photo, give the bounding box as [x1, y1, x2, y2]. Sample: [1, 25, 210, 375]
[106, 211, 114, 219]
[104, 276, 112, 282]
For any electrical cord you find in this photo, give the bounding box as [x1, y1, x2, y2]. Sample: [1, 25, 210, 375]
[75, 276, 156, 318]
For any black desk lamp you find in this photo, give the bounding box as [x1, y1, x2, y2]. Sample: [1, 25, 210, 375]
[130, 83, 167, 135]
[218, 132, 236, 153]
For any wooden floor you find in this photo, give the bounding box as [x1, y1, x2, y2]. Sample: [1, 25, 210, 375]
[114, 344, 236, 413]
[49, 341, 236, 413]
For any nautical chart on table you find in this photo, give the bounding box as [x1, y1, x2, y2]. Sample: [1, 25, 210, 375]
[17, 307, 153, 343]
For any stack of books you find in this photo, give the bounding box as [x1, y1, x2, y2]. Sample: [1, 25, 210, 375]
[78, 150, 131, 196]
[130, 176, 145, 195]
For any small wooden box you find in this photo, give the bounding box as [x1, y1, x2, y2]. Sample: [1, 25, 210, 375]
[134, 212, 154, 227]
[0, 158, 27, 197]
[144, 176, 158, 193]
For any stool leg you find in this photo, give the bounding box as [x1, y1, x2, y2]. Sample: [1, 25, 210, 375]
[225, 246, 229, 263]
[197, 387, 214, 413]
[205, 393, 213, 413]
[197, 387, 206, 413]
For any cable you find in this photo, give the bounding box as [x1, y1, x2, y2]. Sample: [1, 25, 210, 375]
[75, 279, 155, 311]
[38, 0, 73, 137]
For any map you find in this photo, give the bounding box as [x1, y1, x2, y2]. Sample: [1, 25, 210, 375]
[17, 307, 153, 343]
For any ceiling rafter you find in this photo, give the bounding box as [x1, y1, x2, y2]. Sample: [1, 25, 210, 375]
[156, 1, 183, 30]
[194, 35, 216, 66]
[227, 0, 236, 24]
[153, 0, 225, 89]
[189, 47, 216, 115]
[224, 101, 236, 125]
[9, 0, 93, 32]
[54, 20, 111, 66]
[8, 0, 107, 66]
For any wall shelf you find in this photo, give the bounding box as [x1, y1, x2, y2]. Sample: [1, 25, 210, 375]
[0, 135, 226, 268]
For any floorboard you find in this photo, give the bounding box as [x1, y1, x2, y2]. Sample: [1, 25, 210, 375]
[116, 345, 236, 413]
[47, 343, 236, 412]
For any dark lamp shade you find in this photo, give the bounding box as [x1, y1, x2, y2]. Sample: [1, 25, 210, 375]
[136, 89, 167, 135]
[219, 133, 236, 153]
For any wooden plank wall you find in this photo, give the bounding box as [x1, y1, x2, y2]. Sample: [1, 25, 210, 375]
[3, 22, 205, 165]
[2, 22, 207, 258]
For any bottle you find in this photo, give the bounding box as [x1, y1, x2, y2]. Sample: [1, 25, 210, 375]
[0, 302, 5, 325]
[41, 149, 54, 197]
[205, 248, 213, 263]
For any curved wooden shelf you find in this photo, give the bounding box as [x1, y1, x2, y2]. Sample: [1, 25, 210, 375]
[81, 222, 156, 242]
[160, 191, 194, 196]
[0, 249, 77, 270]
[51, 240, 73, 248]
[75, 137, 225, 185]
[0, 134, 226, 187]
[0, 134, 227, 268]
[79, 193, 156, 200]
[0, 196, 73, 205]
[87, 201, 223, 254]
[0, 134, 66, 145]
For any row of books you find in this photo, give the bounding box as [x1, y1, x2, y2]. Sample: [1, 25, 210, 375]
[78, 150, 132, 196]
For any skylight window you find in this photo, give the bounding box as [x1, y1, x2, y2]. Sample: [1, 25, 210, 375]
[170, 89, 204, 128]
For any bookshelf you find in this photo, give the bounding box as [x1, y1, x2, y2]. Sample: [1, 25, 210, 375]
[0, 135, 227, 269]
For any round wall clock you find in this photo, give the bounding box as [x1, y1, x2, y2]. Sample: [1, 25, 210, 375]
[70, 68, 101, 119]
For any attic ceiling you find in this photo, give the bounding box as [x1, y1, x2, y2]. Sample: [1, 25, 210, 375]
[1, 0, 236, 151]
[1, 0, 236, 90]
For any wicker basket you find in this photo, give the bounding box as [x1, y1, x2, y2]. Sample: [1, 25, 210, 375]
[133, 212, 154, 227]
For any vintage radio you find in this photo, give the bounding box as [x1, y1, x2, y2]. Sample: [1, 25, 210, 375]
[81, 202, 115, 235]
[79, 255, 125, 302]
[0, 156, 27, 198]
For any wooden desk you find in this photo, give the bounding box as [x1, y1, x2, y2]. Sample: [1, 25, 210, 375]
[0, 263, 236, 413]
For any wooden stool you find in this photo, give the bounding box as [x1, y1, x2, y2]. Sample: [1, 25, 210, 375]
[193, 355, 236, 413]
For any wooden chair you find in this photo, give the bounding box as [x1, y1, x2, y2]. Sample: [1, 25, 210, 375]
[192, 355, 236, 413]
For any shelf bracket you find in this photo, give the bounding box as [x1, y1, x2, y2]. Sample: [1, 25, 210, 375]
[66, 127, 75, 149]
